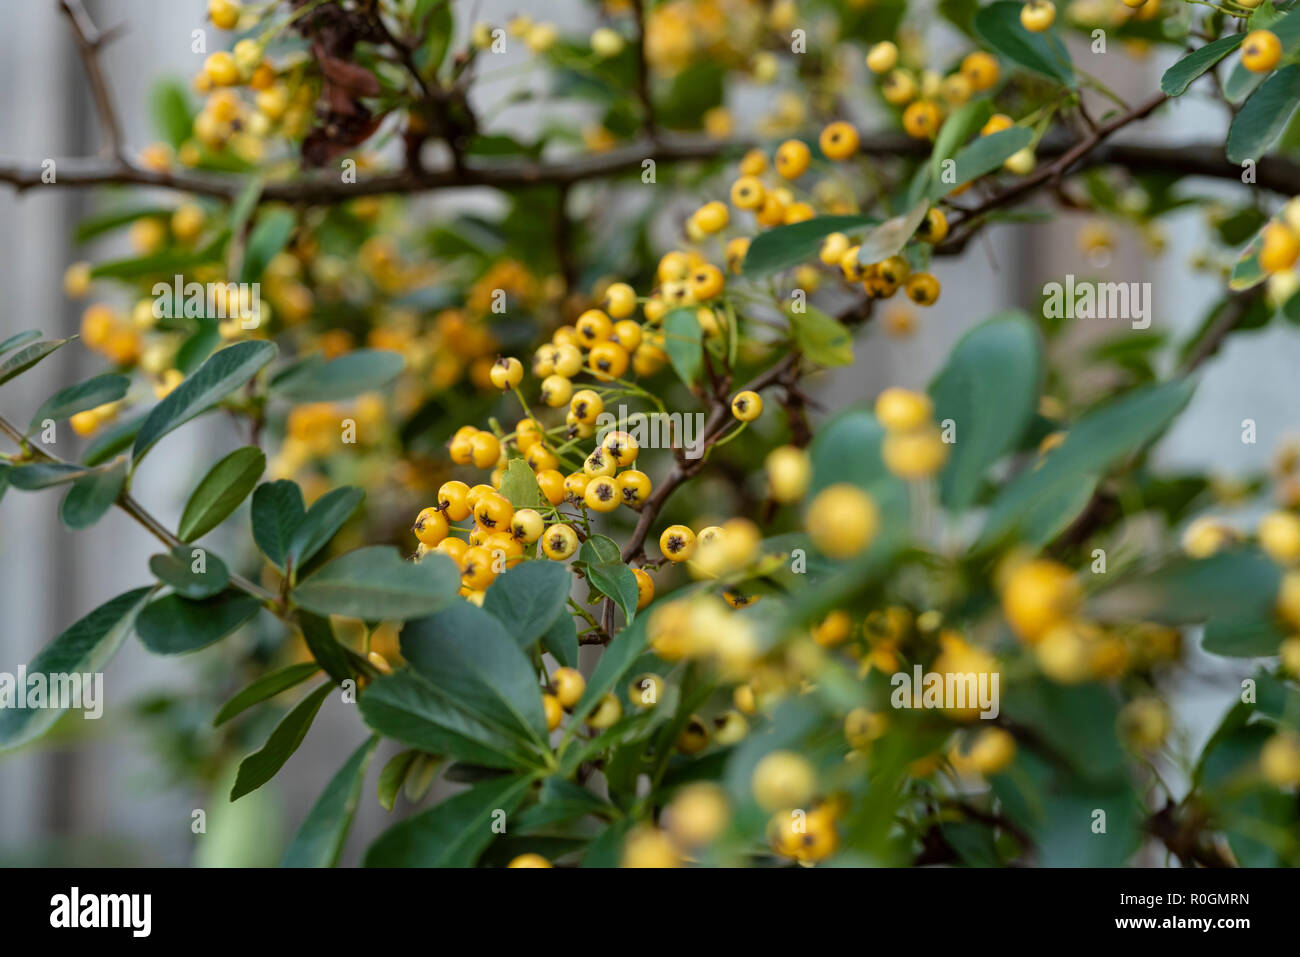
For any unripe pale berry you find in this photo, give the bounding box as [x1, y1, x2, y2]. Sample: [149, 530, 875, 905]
[805, 484, 879, 558]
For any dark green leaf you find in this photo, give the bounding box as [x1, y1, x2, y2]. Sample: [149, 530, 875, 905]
[663, 308, 703, 386]
[270, 350, 404, 402]
[929, 127, 1033, 200]
[980, 379, 1196, 546]
[135, 590, 262, 655]
[8, 462, 104, 490]
[283, 736, 378, 867]
[239, 208, 295, 284]
[288, 486, 364, 568]
[400, 601, 550, 751]
[1161, 33, 1246, 96]
[0, 338, 71, 387]
[483, 560, 571, 649]
[587, 561, 639, 624]
[359, 670, 538, 769]
[0, 587, 153, 751]
[27, 374, 128, 435]
[540, 611, 579, 668]
[83, 414, 143, 466]
[740, 215, 876, 277]
[178, 446, 266, 542]
[148, 545, 230, 599]
[292, 547, 460, 620]
[59, 457, 127, 529]
[214, 662, 321, 726]
[973, 1, 1074, 85]
[569, 613, 647, 724]
[1227, 64, 1300, 164]
[931, 98, 994, 181]
[929, 312, 1041, 509]
[230, 682, 333, 800]
[250, 479, 306, 569]
[298, 612, 369, 685]
[364, 774, 534, 867]
[132, 340, 277, 461]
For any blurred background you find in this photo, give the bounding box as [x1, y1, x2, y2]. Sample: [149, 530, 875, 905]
[1, 0, 1296, 866]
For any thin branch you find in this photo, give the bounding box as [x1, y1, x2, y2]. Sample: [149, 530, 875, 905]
[631, 0, 658, 141]
[0, 414, 279, 606]
[940, 92, 1170, 253]
[59, 0, 125, 161]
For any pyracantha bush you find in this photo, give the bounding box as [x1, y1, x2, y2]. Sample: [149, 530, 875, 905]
[3, 0, 1300, 867]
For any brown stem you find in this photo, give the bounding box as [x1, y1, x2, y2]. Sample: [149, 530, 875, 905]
[59, 0, 125, 161]
[632, 0, 658, 141]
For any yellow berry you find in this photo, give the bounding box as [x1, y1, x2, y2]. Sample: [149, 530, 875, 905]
[1001, 559, 1079, 643]
[542, 523, 579, 560]
[508, 852, 552, 868]
[752, 750, 815, 811]
[542, 694, 564, 732]
[866, 41, 899, 74]
[806, 484, 879, 558]
[731, 390, 763, 422]
[659, 525, 697, 562]
[413, 507, 450, 546]
[1242, 29, 1282, 73]
[774, 139, 811, 179]
[489, 356, 523, 390]
[819, 121, 859, 161]
[551, 667, 586, 709]
[1020, 0, 1056, 32]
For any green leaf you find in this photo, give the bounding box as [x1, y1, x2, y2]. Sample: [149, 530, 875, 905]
[288, 485, 364, 568]
[662, 308, 703, 386]
[359, 670, 538, 769]
[400, 601, 550, 751]
[483, 560, 571, 649]
[569, 613, 648, 725]
[60, 457, 127, 529]
[148, 545, 230, 599]
[0, 587, 153, 751]
[740, 214, 876, 277]
[250, 479, 306, 569]
[269, 350, 404, 402]
[1161, 33, 1246, 96]
[0, 338, 71, 388]
[540, 611, 579, 668]
[929, 312, 1042, 509]
[175, 321, 220, 375]
[1090, 548, 1284, 657]
[292, 546, 459, 620]
[931, 98, 994, 181]
[89, 245, 222, 280]
[791, 304, 854, 367]
[74, 206, 174, 244]
[230, 682, 333, 801]
[214, 662, 321, 726]
[27, 373, 129, 434]
[364, 773, 534, 867]
[178, 446, 266, 542]
[7, 462, 106, 490]
[579, 535, 622, 565]
[83, 415, 143, 466]
[1227, 64, 1300, 164]
[855, 199, 930, 264]
[929, 127, 1033, 200]
[239, 208, 295, 284]
[282, 736, 379, 867]
[498, 458, 545, 509]
[587, 561, 639, 624]
[135, 590, 262, 655]
[809, 405, 889, 495]
[973, 1, 1074, 86]
[979, 379, 1196, 547]
[299, 612, 368, 685]
[377, 750, 420, 812]
[412, 0, 455, 76]
[0, 330, 41, 356]
[150, 80, 193, 149]
[132, 340, 277, 461]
